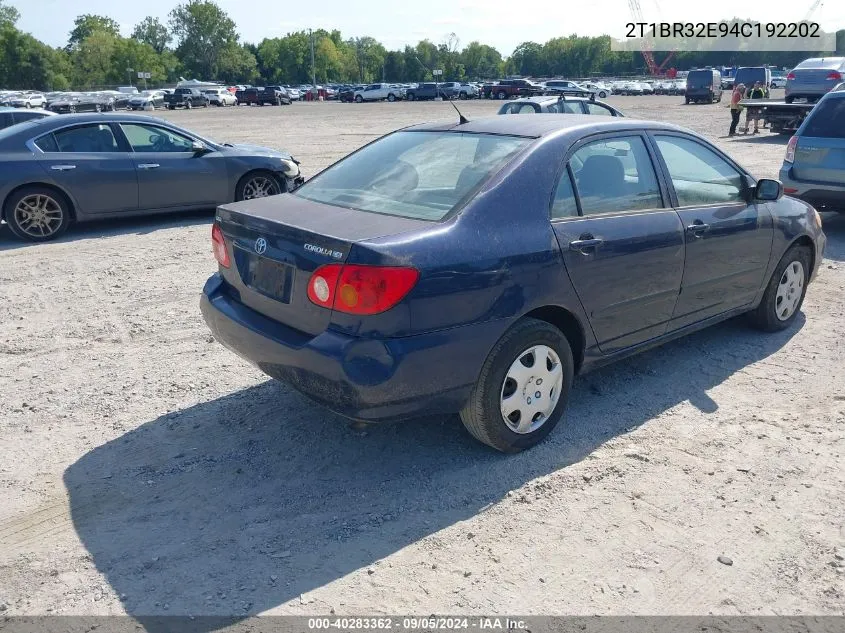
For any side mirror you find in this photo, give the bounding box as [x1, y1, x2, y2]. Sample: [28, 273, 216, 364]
[755, 178, 783, 201]
[191, 140, 208, 154]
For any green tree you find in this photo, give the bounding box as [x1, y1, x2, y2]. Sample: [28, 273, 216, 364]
[217, 43, 258, 83]
[71, 30, 118, 88]
[0, 23, 70, 90]
[315, 36, 342, 82]
[460, 41, 502, 79]
[169, 0, 238, 79]
[110, 37, 167, 86]
[68, 14, 120, 49]
[0, 0, 19, 26]
[131, 17, 170, 54]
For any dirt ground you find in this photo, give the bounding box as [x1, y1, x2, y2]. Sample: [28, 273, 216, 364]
[0, 95, 843, 618]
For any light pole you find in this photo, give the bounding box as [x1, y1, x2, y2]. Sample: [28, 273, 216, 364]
[126, 68, 134, 87]
[309, 29, 316, 92]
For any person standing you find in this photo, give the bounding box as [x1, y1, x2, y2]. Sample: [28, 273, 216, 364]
[729, 83, 745, 136]
[744, 81, 767, 134]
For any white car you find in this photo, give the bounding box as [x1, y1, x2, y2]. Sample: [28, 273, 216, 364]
[204, 88, 238, 106]
[639, 82, 654, 94]
[770, 77, 786, 89]
[10, 92, 45, 108]
[354, 83, 405, 102]
[582, 82, 612, 98]
[285, 86, 301, 101]
[620, 82, 643, 95]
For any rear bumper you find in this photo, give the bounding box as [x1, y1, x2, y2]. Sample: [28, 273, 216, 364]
[200, 274, 507, 422]
[779, 165, 845, 212]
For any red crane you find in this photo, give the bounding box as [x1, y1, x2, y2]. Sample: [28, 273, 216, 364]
[627, 0, 676, 76]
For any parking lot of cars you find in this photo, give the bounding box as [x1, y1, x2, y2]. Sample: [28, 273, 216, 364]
[0, 93, 843, 615]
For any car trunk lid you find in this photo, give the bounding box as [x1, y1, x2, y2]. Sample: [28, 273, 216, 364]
[793, 136, 845, 185]
[214, 195, 430, 336]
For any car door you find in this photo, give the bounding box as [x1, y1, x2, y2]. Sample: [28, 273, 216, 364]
[550, 133, 685, 354]
[32, 123, 138, 215]
[116, 121, 229, 210]
[649, 132, 773, 329]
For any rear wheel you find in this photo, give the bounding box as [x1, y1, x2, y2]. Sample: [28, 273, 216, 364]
[387, 93, 396, 102]
[235, 171, 283, 201]
[785, 96, 795, 104]
[407, 93, 415, 101]
[599, 91, 607, 98]
[497, 90, 507, 100]
[748, 244, 812, 331]
[186, 101, 192, 109]
[355, 95, 363, 103]
[685, 97, 690, 104]
[460, 318, 574, 453]
[4, 186, 72, 242]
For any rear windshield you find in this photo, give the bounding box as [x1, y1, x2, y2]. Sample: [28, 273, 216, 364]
[687, 71, 714, 87]
[734, 68, 766, 85]
[796, 58, 844, 70]
[803, 97, 845, 138]
[294, 131, 530, 221]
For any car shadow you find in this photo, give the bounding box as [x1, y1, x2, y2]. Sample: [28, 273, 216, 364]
[821, 211, 845, 261]
[727, 133, 788, 144]
[0, 209, 214, 252]
[64, 315, 802, 629]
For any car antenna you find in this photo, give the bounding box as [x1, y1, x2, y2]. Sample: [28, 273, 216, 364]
[414, 55, 469, 125]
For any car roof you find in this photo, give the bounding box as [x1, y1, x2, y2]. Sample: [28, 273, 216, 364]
[405, 115, 685, 138]
[0, 106, 55, 114]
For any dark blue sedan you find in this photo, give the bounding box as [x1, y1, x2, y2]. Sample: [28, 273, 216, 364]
[201, 116, 826, 452]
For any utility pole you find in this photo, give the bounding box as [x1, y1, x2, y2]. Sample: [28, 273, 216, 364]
[309, 29, 316, 91]
[127, 68, 133, 87]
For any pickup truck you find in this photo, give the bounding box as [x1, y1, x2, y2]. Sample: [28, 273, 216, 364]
[259, 86, 292, 105]
[739, 98, 816, 134]
[353, 83, 405, 102]
[483, 79, 545, 100]
[164, 88, 209, 110]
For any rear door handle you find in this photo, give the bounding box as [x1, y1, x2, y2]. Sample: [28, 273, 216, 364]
[50, 165, 76, 171]
[686, 221, 710, 237]
[569, 237, 604, 253]
[137, 163, 160, 170]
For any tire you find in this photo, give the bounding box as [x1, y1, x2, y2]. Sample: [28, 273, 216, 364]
[685, 97, 690, 104]
[235, 170, 283, 201]
[497, 90, 507, 100]
[186, 101, 192, 109]
[4, 185, 72, 242]
[355, 95, 363, 103]
[407, 93, 415, 101]
[747, 244, 812, 332]
[459, 92, 467, 100]
[460, 318, 574, 453]
[25, 102, 31, 109]
[387, 93, 396, 102]
[203, 100, 209, 108]
[785, 96, 794, 104]
[599, 91, 607, 98]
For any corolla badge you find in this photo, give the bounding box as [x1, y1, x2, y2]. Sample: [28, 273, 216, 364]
[304, 243, 343, 259]
[254, 237, 267, 255]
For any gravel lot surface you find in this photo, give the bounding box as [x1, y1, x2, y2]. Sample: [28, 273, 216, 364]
[1, 95, 843, 618]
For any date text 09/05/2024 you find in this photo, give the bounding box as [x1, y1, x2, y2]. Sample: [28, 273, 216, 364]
[625, 21, 822, 39]
[307, 618, 527, 630]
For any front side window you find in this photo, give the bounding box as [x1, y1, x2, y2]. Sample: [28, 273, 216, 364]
[654, 135, 744, 206]
[585, 102, 614, 116]
[51, 124, 120, 153]
[120, 123, 194, 153]
[500, 102, 539, 114]
[295, 131, 530, 221]
[569, 136, 662, 215]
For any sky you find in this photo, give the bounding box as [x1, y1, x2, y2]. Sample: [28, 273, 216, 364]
[8, 0, 845, 56]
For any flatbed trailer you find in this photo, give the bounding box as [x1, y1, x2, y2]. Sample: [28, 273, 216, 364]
[739, 99, 815, 134]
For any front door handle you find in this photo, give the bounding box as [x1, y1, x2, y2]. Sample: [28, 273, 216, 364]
[686, 221, 710, 237]
[50, 165, 76, 171]
[569, 237, 604, 253]
[137, 163, 160, 170]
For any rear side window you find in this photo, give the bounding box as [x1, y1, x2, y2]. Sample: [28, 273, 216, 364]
[551, 167, 578, 219]
[802, 98, 845, 138]
[568, 136, 662, 215]
[34, 133, 59, 152]
[53, 124, 120, 153]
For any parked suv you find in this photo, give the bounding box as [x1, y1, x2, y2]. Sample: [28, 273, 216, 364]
[405, 82, 448, 101]
[685, 68, 723, 104]
[353, 83, 404, 102]
[484, 79, 544, 100]
[205, 88, 238, 107]
[259, 86, 292, 105]
[779, 83, 845, 213]
[786, 57, 845, 103]
[8, 92, 46, 109]
[164, 88, 209, 109]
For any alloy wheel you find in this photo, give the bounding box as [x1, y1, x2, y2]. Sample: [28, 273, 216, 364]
[13, 194, 64, 238]
[242, 176, 280, 199]
[775, 260, 805, 321]
[500, 345, 563, 434]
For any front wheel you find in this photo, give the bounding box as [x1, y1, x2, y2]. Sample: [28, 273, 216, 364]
[186, 101, 192, 109]
[355, 95, 363, 103]
[235, 171, 283, 201]
[460, 318, 574, 453]
[748, 244, 812, 332]
[387, 93, 396, 102]
[4, 186, 71, 242]
[599, 91, 607, 98]
[497, 91, 507, 100]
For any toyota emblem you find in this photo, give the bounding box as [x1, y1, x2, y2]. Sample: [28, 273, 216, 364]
[254, 237, 267, 255]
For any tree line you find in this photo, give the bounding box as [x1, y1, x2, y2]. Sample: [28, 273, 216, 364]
[1, 0, 844, 91]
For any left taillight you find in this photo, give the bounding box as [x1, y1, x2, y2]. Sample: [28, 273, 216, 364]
[784, 135, 798, 164]
[211, 222, 230, 268]
[307, 264, 419, 315]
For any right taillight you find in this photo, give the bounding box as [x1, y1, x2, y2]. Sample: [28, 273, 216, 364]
[307, 264, 419, 315]
[211, 222, 230, 268]
[787, 72, 796, 80]
[826, 71, 842, 81]
[785, 135, 798, 164]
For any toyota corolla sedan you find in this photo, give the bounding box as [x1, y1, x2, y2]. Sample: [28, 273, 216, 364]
[201, 116, 825, 453]
[0, 113, 303, 241]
